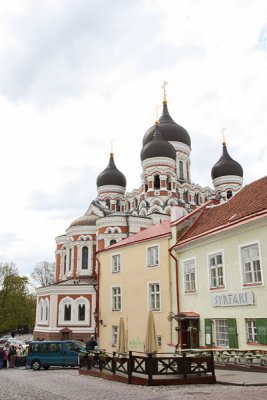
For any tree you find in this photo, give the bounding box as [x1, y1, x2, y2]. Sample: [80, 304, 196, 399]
[31, 261, 55, 287]
[0, 271, 36, 333]
[0, 262, 18, 287]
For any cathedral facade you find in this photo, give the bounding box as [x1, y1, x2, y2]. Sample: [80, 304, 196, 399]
[33, 94, 243, 341]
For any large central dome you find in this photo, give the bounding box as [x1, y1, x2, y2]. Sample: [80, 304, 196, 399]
[142, 102, 191, 148]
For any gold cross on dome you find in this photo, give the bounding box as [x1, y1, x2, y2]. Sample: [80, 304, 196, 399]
[110, 139, 114, 154]
[221, 128, 226, 144]
[161, 80, 168, 101]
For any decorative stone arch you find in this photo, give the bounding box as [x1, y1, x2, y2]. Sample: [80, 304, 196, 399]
[74, 296, 90, 324]
[139, 208, 147, 217]
[149, 205, 163, 214]
[58, 296, 74, 325]
[150, 197, 164, 207]
[78, 235, 93, 241]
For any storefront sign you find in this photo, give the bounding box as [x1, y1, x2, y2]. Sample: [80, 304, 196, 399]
[211, 291, 254, 307]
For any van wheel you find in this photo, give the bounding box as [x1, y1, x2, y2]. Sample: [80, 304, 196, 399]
[32, 360, 41, 371]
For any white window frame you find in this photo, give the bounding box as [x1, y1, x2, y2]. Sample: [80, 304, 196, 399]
[239, 242, 263, 287]
[207, 250, 226, 290]
[215, 319, 229, 348]
[111, 253, 121, 273]
[112, 325, 119, 347]
[147, 245, 159, 268]
[182, 258, 197, 293]
[246, 319, 257, 343]
[111, 286, 122, 312]
[148, 281, 161, 311]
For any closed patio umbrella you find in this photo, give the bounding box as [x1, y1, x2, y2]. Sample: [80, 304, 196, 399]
[144, 310, 158, 353]
[117, 317, 128, 354]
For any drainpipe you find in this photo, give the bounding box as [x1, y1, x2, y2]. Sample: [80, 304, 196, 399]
[168, 244, 180, 347]
[94, 252, 101, 339]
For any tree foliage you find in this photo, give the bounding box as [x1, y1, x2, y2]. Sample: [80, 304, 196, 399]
[0, 263, 36, 333]
[31, 261, 55, 287]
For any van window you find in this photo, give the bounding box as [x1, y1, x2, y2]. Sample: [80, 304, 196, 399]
[65, 342, 79, 351]
[47, 343, 62, 352]
[31, 343, 47, 352]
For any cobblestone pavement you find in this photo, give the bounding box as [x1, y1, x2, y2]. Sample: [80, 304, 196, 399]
[0, 368, 267, 400]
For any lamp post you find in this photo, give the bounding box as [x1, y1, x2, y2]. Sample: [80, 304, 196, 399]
[93, 309, 103, 338]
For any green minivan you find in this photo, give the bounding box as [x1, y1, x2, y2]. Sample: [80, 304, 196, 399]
[26, 340, 86, 370]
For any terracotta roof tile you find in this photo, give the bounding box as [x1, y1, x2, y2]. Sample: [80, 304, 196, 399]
[179, 176, 267, 243]
[104, 219, 171, 251]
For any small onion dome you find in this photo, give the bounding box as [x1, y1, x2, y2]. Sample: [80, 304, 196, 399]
[142, 101, 191, 147]
[97, 153, 126, 188]
[211, 142, 243, 180]
[69, 213, 99, 228]
[141, 122, 176, 161]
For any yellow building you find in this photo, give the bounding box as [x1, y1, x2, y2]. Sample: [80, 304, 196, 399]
[97, 220, 173, 353]
[171, 176, 267, 350]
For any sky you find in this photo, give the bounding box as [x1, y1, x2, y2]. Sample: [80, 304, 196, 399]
[0, 0, 267, 277]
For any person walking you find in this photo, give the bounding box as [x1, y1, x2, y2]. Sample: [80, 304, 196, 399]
[86, 335, 98, 352]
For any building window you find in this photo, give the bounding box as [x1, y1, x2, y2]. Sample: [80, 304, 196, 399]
[241, 244, 262, 285]
[78, 304, 85, 321]
[194, 192, 200, 205]
[157, 335, 162, 348]
[45, 306, 48, 321]
[64, 304, 71, 321]
[64, 255, 67, 274]
[183, 190, 189, 203]
[112, 287, 121, 311]
[116, 200, 120, 211]
[179, 161, 184, 180]
[112, 254, 121, 273]
[147, 246, 159, 267]
[246, 319, 257, 343]
[106, 199, 110, 209]
[82, 246, 89, 270]
[167, 176, 172, 191]
[215, 319, 229, 347]
[183, 259, 196, 292]
[40, 306, 43, 321]
[208, 252, 224, 289]
[149, 283, 161, 311]
[154, 175, 160, 190]
[112, 326, 118, 346]
[69, 249, 72, 271]
[226, 190, 233, 199]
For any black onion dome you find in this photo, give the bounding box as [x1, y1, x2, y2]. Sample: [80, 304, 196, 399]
[97, 153, 126, 187]
[141, 123, 176, 161]
[142, 102, 191, 147]
[211, 142, 243, 180]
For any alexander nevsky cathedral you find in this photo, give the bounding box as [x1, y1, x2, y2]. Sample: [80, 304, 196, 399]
[33, 85, 243, 340]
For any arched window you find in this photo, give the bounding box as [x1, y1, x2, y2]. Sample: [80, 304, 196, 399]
[64, 304, 71, 321]
[78, 304, 85, 321]
[227, 190, 233, 199]
[69, 249, 72, 271]
[179, 161, 184, 180]
[167, 176, 172, 191]
[64, 255, 67, 274]
[110, 239, 117, 246]
[40, 306, 43, 321]
[106, 199, 110, 209]
[45, 305, 48, 321]
[154, 175, 160, 190]
[128, 201, 131, 211]
[144, 178, 148, 192]
[183, 190, 189, 203]
[116, 200, 120, 211]
[194, 192, 200, 205]
[82, 246, 88, 270]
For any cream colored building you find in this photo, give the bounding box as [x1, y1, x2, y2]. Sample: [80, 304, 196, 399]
[171, 176, 267, 350]
[98, 220, 174, 353]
